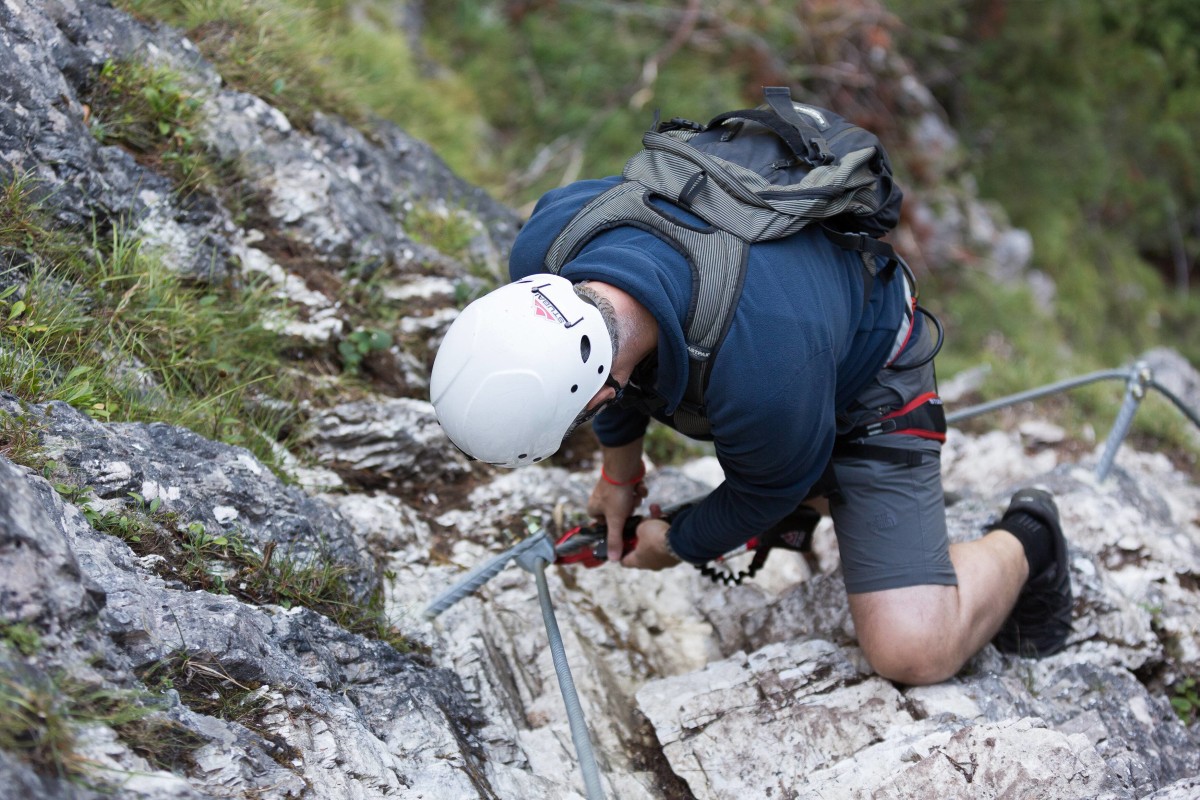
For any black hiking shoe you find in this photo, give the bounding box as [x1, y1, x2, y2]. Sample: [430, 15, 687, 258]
[992, 488, 1073, 657]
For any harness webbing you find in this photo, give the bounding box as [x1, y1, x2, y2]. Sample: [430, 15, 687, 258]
[840, 391, 947, 444]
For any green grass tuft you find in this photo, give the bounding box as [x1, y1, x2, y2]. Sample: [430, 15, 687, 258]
[0, 622, 41, 657]
[0, 174, 304, 469]
[0, 669, 172, 783]
[0, 410, 45, 469]
[85, 59, 213, 191]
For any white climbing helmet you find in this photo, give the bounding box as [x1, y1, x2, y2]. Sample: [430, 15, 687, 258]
[430, 274, 615, 467]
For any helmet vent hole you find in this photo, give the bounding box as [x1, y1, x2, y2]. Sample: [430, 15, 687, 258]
[570, 384, 578, 393]
[518, 453, 528, 460]
[597, 365, 604, 374]
[580, 335, 592, 363]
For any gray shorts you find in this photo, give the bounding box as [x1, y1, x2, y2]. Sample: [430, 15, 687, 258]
[813, 321, 956, 594]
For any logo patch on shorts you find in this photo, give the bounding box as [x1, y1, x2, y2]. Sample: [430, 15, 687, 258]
[873, 512, 897, 531]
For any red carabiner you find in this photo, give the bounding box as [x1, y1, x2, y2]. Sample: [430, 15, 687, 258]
[554, 517, 641, 568]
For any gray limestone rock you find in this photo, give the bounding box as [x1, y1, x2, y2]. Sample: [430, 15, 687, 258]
[408, 427, 1200, 799]
[4, 396, 378, 600]
[301, 397, 474, 489]
[0, 443, 494, 798]
[2, 0, 1199, 796]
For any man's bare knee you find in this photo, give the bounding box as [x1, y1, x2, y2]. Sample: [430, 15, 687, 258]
[850, 584, 966, 686]
[859, 634, 960, 686]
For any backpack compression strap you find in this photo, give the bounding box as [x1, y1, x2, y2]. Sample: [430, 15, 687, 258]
[703, 86, 837, 168]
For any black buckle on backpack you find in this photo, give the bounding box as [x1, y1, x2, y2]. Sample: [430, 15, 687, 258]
[807, 136, 835, 166]
[660, 116, 704, 133]
[821, 227, 898, 267]
[762, 86, 836, 167]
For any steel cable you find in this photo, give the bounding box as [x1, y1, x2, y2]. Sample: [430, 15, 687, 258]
[533, 558, 606, 800]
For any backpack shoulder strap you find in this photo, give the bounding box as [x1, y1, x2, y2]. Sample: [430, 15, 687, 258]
[544, 181, 749, 438]
[543, 87, 904, 438]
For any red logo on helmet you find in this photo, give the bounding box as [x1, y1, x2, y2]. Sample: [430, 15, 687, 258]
[533, 295, 564, 324]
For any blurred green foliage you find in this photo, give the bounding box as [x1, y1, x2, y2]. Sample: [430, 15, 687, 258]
[101, 0, 1199, 455]
[422, 1, 927, 208]
[423, 1, 749, 206]
[419, 0, 1199, 455]
[884, 0, 1200, 365]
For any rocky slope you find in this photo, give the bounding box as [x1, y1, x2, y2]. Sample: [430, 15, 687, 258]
[1, 1, 1199, 798]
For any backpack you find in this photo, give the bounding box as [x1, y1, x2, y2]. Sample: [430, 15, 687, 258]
[544, 86, 906, 437]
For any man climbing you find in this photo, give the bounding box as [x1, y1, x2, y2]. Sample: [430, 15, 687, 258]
[430, 90, 1072, 685]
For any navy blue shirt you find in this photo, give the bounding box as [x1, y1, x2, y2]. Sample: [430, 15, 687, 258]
[509, 176, 909, 563]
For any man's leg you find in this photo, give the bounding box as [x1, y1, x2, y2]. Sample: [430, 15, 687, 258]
[848, 530, 1028, 686]
[841, 487, 1073, 685]
[827, 321, 1070, 684]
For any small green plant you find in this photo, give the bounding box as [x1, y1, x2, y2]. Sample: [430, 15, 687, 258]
[1171, 677, 1200, 725]
[86, 59, 210, 189]
[0, 622, 41, 656]
[51, 485, 171, 550]
[85, 503, 157, 545]
[338, 327, 393, 374]
[0, 409, 44, 467]
[176, 520, 239, 589]
[1, 284, 28, 332]
[52, 480, 94, 505]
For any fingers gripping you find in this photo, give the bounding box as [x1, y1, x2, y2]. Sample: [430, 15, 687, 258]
[588, 476, 646, 561]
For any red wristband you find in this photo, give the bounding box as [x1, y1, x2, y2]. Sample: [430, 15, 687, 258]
[601, 463, 646, 486]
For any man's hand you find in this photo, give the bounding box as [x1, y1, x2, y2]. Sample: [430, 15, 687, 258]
[620, 517, 679, 570]
[587, 474, 647, 561]
[588, 439, 647, 561]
